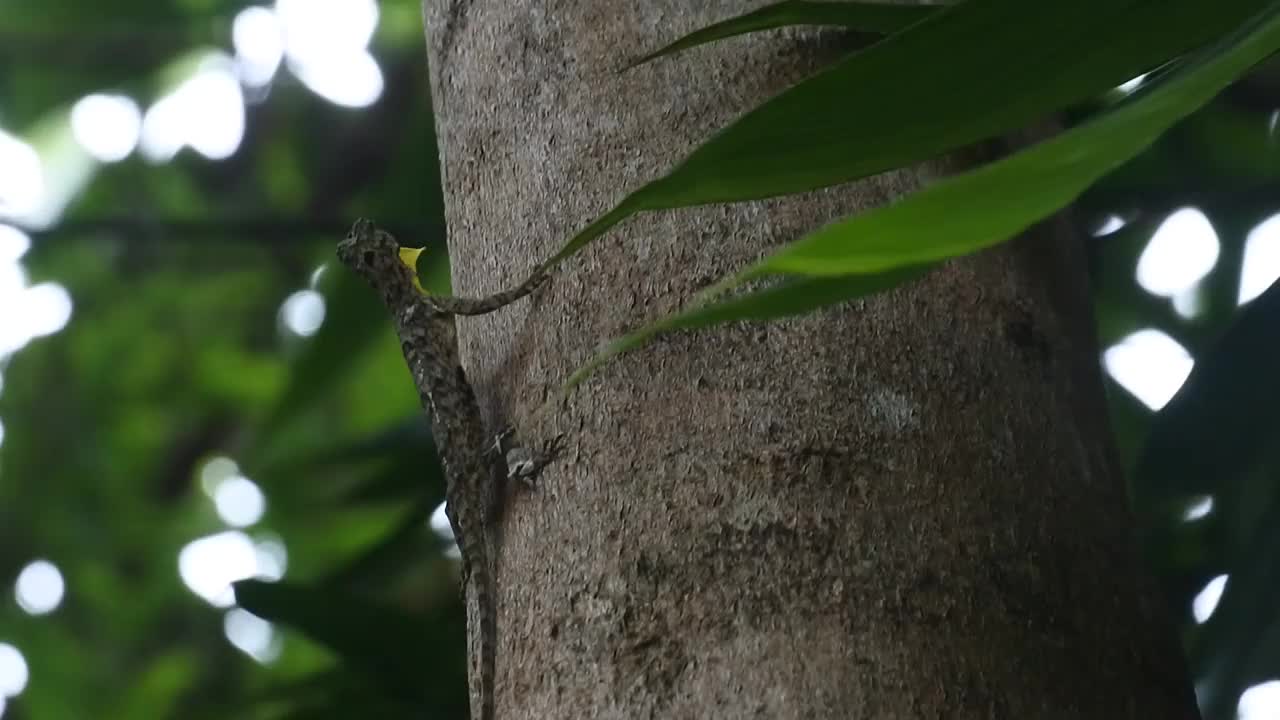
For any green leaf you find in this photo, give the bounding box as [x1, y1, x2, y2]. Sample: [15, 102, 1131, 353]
[107, 650, 199, 720]
[221, 670, 424, 720]
[302, 416, 434, 468]
[257, 263, 386, 436]
[271, 694, 422, 720]
[627, 0, 934, 69]
[566, 266, 933, 388]
[1188, 483, 1280, 719]
[569, 4, 1280, 387]
[1133, 278, 1280, 505]
[542, 0, 1267, 272]
[233, 580, 466, 705]
[252, 415, 443, 504]
[256, 234, 449, 441]
[320, 499, 437, 587]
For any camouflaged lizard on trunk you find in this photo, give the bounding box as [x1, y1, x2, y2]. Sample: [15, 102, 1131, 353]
[337, 218, 561, 720]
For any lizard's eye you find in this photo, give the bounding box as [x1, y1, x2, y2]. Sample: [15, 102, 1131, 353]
[362, 250, 376, 266]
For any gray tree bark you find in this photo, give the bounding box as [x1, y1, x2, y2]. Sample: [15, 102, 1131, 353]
[422, 1, 1201, 718]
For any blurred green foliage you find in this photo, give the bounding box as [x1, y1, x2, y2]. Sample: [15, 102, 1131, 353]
[0, 1, 466, 718]
[1, 2, 1279, 719]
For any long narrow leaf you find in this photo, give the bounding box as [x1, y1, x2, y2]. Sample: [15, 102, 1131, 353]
[259, 263, 385, 434]
[233, 580, 465, 703]
[1189, 486, 1280, 718]
[542, 0, 1266, 271]
[1134, 278, 1280, 504]
[627, 0, 935, 69]
[568, 4, 1280, 387]
[566, 266, 932, 388]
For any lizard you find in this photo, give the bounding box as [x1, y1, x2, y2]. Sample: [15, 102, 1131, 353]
[336, 218, 561, 720]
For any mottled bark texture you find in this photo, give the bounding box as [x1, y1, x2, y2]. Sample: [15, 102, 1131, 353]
[421, 2, 1201, 718]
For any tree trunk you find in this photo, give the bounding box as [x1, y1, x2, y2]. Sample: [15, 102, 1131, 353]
[422, 2, 1201, 718]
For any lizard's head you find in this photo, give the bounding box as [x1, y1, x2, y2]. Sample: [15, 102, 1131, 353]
[337, 218, 426, 294]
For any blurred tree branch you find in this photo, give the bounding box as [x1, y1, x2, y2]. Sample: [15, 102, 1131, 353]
[25, 217, 445, 245]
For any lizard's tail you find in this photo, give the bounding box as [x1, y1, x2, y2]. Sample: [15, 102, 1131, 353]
[464, 564, 498, 720]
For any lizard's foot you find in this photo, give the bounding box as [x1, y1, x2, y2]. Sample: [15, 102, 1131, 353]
[488, 426, 515, 457]
[505, 434, 565, 489]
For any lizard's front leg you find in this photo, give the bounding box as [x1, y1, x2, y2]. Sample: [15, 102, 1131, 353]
[501, 433, 565, 488]
[428, 266, 550, 316]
